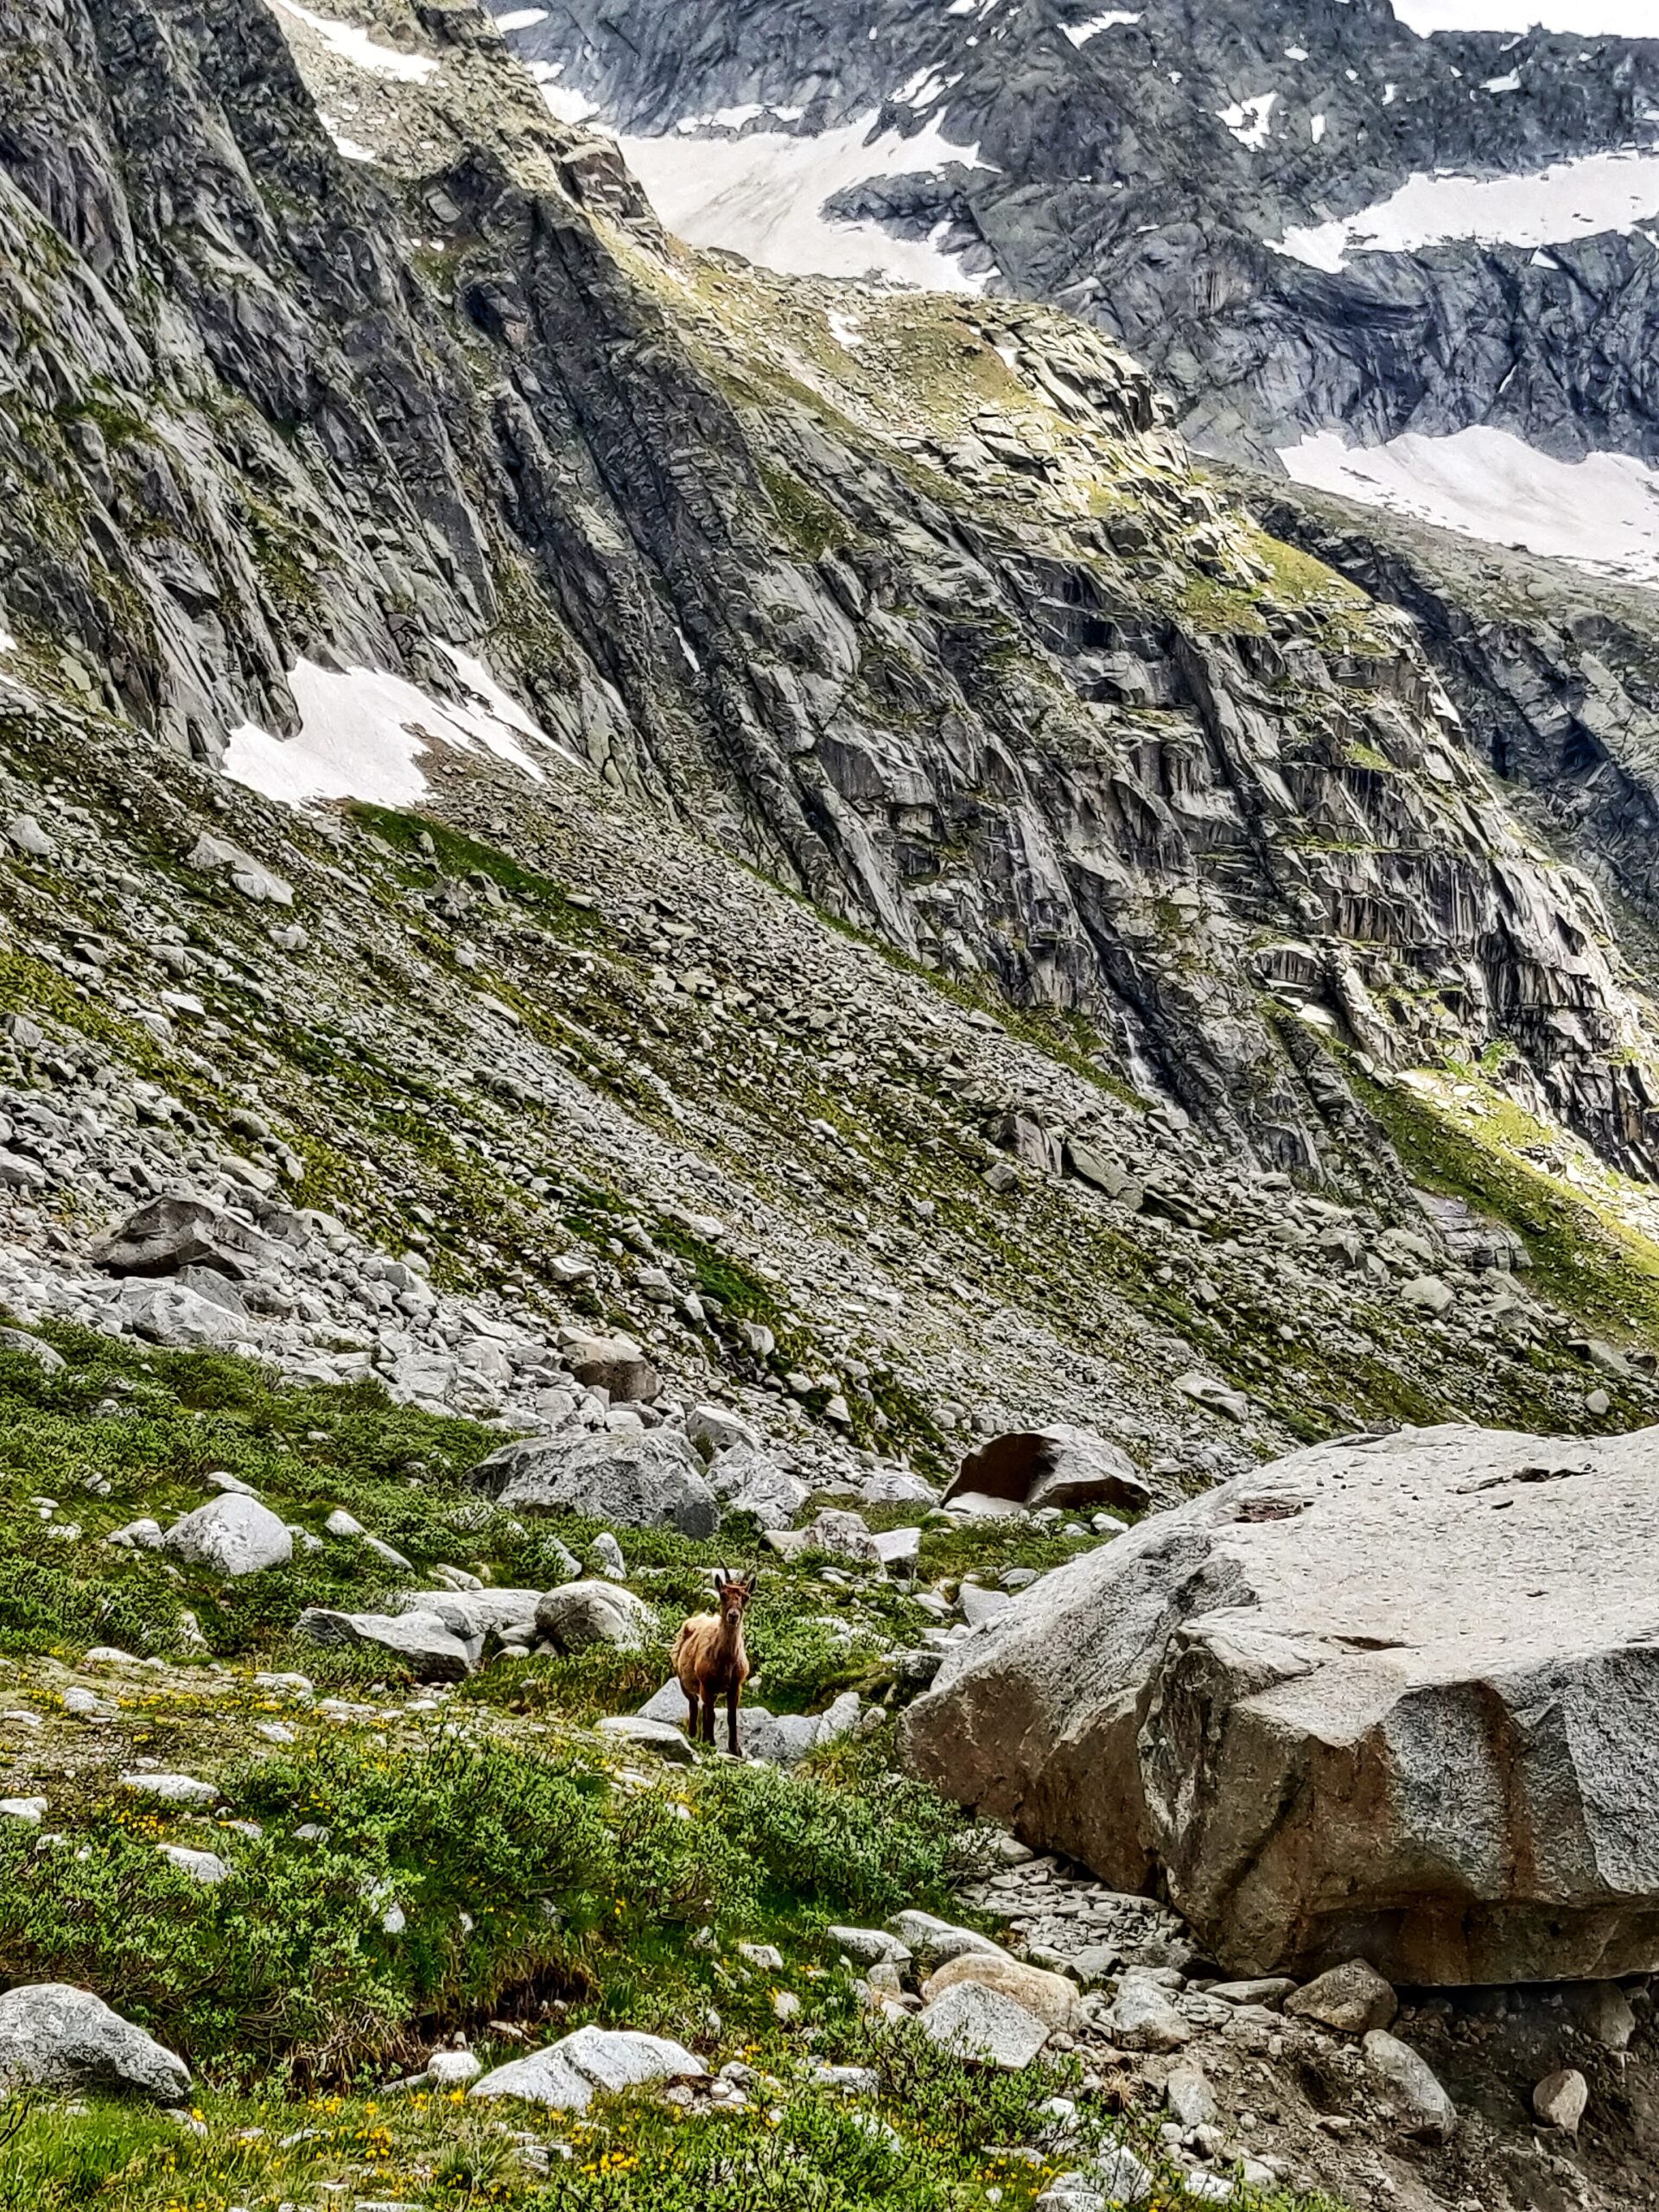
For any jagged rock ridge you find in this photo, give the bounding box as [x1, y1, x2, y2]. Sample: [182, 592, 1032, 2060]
[499, 0, 1659, 476]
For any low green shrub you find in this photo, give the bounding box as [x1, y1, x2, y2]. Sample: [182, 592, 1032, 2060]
[0, 1731, 613, 2081]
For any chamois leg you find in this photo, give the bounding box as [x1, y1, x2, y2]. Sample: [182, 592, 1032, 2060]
[727, 1681, 741, 1758]
[701, 1689, 716, 1746]
[685, 1694, 700, 1741]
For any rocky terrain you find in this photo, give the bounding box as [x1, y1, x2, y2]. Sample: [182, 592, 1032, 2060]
[5, 0, 1659, 2208]
[500, 0, 1659, 479]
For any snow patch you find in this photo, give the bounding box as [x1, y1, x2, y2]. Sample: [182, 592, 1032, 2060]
[270, 0, 438, 81]
[224, 651, 578, 810]
[1064, 10, 1142, 44]
[321, 117, 377, 161]
[531, 65, 597, 125]
[613, 112, 995, 291]
[827, 308, 866, 350]
[1218, 93, 1277, 150]
[493, 6, 547, 27]
[1311, 113, 1327, 143]
[1276, 145, 1659, 270]
[1482, 71, 1522, 92]
[1280, 425, 1659, 587]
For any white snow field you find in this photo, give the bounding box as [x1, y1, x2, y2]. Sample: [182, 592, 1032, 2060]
[1277, 145, 1659, 270]
[609, 112, 995, 290]
[270, 0, 438, 80]
[1280, 425, 1659, 587]
[224, 647, 579, 809]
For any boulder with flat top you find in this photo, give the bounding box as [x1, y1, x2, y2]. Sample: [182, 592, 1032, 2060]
[904, 1422, 1659, 1985]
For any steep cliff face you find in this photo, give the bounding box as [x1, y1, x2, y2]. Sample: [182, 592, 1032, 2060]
[4, 0, 1658, 1192]
[1254, 475, 1659, 962]
[499, 0, 1659, 479]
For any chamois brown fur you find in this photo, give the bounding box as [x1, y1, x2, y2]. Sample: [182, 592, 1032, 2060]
[672, 1568, 755, 1754]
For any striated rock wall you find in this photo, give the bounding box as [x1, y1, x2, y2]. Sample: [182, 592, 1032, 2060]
[3, 0, 1659, 1196]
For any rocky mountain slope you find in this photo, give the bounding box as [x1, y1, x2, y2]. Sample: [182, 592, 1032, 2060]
[501, 0, 1659, 577]
[10, 0, 1659, 1459]
[6, 1, 1659, 2208]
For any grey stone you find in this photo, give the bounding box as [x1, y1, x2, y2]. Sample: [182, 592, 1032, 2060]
[535, 1580, 656, 1653]
[1363, 2030, 1456, 2141]
[917, 1980, 1050, 2069]
[798, 1508, 880, 1564]
[1284, 1959, 1396, 2035]
[922, 1952, 1080, 2031]
[946, 1426, 1151, 1516]
[1533, 2067, 1588, 2133]
[0, 1984, 191, 2103]
[1205, 1977, 1297, 2010]
[296, 1607, 474, 1682]
[157, 1845, 232, 1885]
[119, 1773, 219, 1807]
[960, 1583, 1013, 1627]
[828, 1925, 913, 1968]
[164, 1494, 292, 1576]
[685, 1402, 759, 1453]
[905, 1423, 1659, 1984]
[474, 1427, 718, 1538]
[1104, 1978, 1192, 2051]
[706, 1443, 810, 1529]
[887, 1910, 1006, 1967]
[563, 1334, 658, 1404]
[470, 2024, 704, 2109]
[595, 1715, 696, 1764]
[1165, 2066, 1218, 2128]
[0, 1327, 64, 1370]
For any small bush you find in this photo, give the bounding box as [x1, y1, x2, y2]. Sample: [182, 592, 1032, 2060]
[696, 1755, 968, 1922]
[0, 1732, 614, 2081]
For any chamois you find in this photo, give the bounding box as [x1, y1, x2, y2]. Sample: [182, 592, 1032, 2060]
[672, 1568, 756, 1755]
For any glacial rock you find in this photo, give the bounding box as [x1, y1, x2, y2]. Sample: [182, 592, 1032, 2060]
[472, 1428, 719, 1538]
[1534, 2068, 1589, 2133]
[563, 1335, 658, 1404]
[945, 1426, 1151, 1516]
[705, 1443, 810, 1529]
[470, 2024, 704, 2110]
[534, 1580, 656, 1653]
[921, 1952, 1081, 2033]
[917, 1980, 1050, 2070]
[296, 1607, 475, 1682]
[1363, 2031, 1457, 2141]
[0, 1984, 191, 2103]
[904, 1423, 1659, 1983]
[1284, 1960, 1397, 2035]
[164, 1494, 292, 1577]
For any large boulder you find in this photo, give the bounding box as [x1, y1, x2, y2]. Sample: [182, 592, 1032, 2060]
[93, 1196, 272, 1281]
[944, 1425, 1151, 1516]
[535, 1580, 656, 1653]
[110, 1281, 249, 1350]
[469, 2024, 703, 2109]
[164, 1493, 292, 1576]
[0, 1984, 191, 2102]
[563, 1334, 658, 1404]
[472, 1427, 718, 1538]
[296, 1607, 474, 1681]
[705, 1443, 810, 1530]
[903, 1423, 1659, 1985]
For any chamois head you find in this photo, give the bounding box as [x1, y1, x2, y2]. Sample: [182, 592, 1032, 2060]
[713, 1567, 756, 1625]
